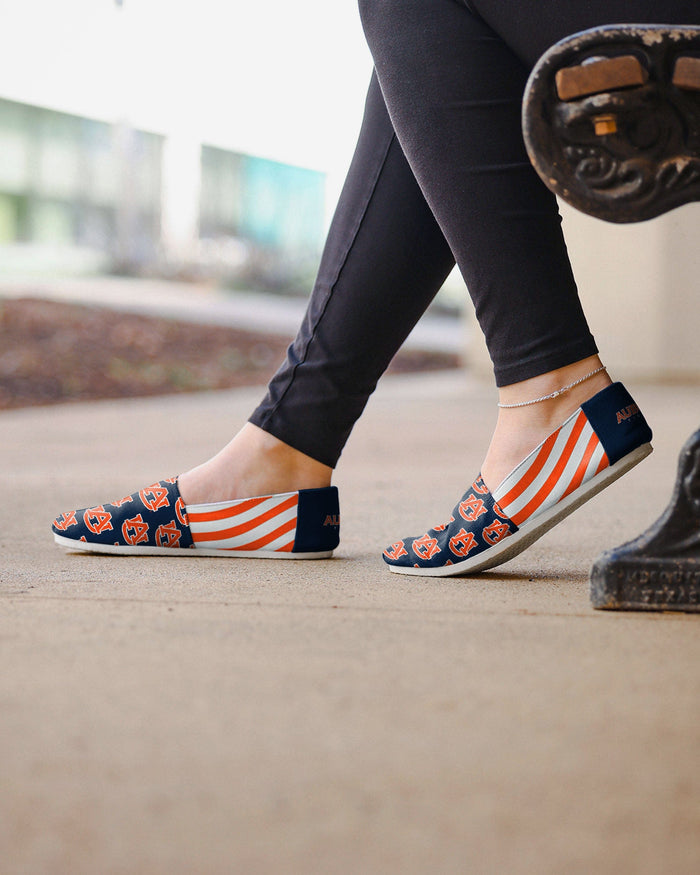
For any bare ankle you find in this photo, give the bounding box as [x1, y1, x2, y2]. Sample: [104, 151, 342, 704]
[481, 357, 612, 492]
[496, 356, 611, 418]
[178, 423, 332, 506]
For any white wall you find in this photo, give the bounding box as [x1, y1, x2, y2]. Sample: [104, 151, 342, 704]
[466, 202, 700, 382]
[562, 202, 700, 381]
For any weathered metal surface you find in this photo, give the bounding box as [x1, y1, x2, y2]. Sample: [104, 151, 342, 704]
[555, 55, 647, 102]
[673, 56, 700, 92]
[523, 25, 700, 223]
[590, 429, 700, 612]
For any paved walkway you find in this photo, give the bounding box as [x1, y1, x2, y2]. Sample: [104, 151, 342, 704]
[1, 372, 699, 873]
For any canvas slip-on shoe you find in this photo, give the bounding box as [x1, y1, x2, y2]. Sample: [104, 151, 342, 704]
[52, 479, 340, 559]
[383, 382, 652, 577]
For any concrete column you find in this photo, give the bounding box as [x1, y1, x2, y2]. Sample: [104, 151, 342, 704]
[561, 201, 700, 381]
[160, 133, 201, 264]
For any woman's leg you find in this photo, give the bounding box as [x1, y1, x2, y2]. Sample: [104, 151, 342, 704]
[359, 0, 598, 390]
[359, 0, 695, 575]
[180, 73, 456, 505]
[358, 0, 699, 496]
[358, 0, 609, 492]
[250, 74, 455, 465]
[54, 73, 457, 555]
[59, 1, 694, 562]
[471, 0, 700, 490]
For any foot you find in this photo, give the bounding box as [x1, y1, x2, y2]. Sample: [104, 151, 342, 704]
[177, 422, 333, 506]
[384, 369, 653, 577]
[481, 356, 612, 493]
[52, 424, 339, 559]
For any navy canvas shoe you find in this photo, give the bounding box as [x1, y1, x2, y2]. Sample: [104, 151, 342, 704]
[53, 479, 340, 559]
[383, 383, 652, 577]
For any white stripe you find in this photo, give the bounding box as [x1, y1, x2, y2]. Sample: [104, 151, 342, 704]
[584, 440, 607, 481]
[521, 425, 597, 521]
[197, 529, 295, 552]
[191, 506, 297, 549]
[186, 490, 297, 514]
[253, 531, 296, 552]
[188, 495, 295, 536]
[494, 412, 578, 503]
[496, 415, 588, 518]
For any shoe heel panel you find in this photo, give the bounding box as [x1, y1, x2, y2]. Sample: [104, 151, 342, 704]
[581, 382, 652, 465]
[294, 487, 340, 553]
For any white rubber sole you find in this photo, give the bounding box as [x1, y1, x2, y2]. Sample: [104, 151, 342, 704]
[388, 442, 653, 578]
[52, 534, 333, 560]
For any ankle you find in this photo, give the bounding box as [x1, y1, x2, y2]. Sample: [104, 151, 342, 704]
[496, 357, 611, 416]
[481, 358, 612, 492]
[239, 425, 333, 493]
[178, 424, 332, 506]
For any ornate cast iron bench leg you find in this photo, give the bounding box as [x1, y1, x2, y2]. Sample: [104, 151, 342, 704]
[590, 429, 700, 612]
[522, 24, 700, 612]
[523, 24, 700, 223]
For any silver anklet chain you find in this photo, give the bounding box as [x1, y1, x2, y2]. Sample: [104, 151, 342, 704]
[497, 366, 607, 409]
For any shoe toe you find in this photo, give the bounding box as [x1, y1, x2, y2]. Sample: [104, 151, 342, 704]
[383, 539, 412, 566]
[52, 479, 193, 551]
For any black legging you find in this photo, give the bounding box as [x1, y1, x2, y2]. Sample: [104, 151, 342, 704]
[250, 0, 699, 469]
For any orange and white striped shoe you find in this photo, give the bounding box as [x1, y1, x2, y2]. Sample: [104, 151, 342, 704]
[52, 479, 340, 559]
[383, 382, 652, 577]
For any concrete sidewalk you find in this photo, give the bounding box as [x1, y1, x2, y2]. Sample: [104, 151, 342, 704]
[1, 372, 699, 874]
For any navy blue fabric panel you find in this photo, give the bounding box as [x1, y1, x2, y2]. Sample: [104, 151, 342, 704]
[581, 382, 652, 465]
[52, 478, 194, 549]
[294, 486, 340, 553]
[383, 475, 518, 569]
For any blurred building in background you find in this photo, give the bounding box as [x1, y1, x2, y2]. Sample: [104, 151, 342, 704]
[0, 96, 326, 293]
[198, 144, 325, 291]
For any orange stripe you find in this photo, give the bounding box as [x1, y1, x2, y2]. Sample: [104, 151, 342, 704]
[187, 495, 268, 523]
[276, 540, 295, 553]
[498, 428, 560, 508]
[510, 412, 587, 526]
[559, 432, 599, 500]
[229, 516, 297, 551]
[192, 494, 298, 542]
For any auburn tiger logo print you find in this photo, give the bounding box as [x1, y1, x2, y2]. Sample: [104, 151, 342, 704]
[482, 519, 511, 545]
[84, 506, 113, 535]
[175, 497, 188, 527]
[411, 534, 440, 561]
[449, 528, 478, 557]
[384, 472, 519, 569]
[492, 499, 511, 521]
[459, 494, 487, 522]
[54, 510, 78, 531]
[384, 541, 408, 561]
[156, 521, 181, 548]
[472, 478, 489, 495]
[122, 514, 150, 546]
[139, 483, 170, 512]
